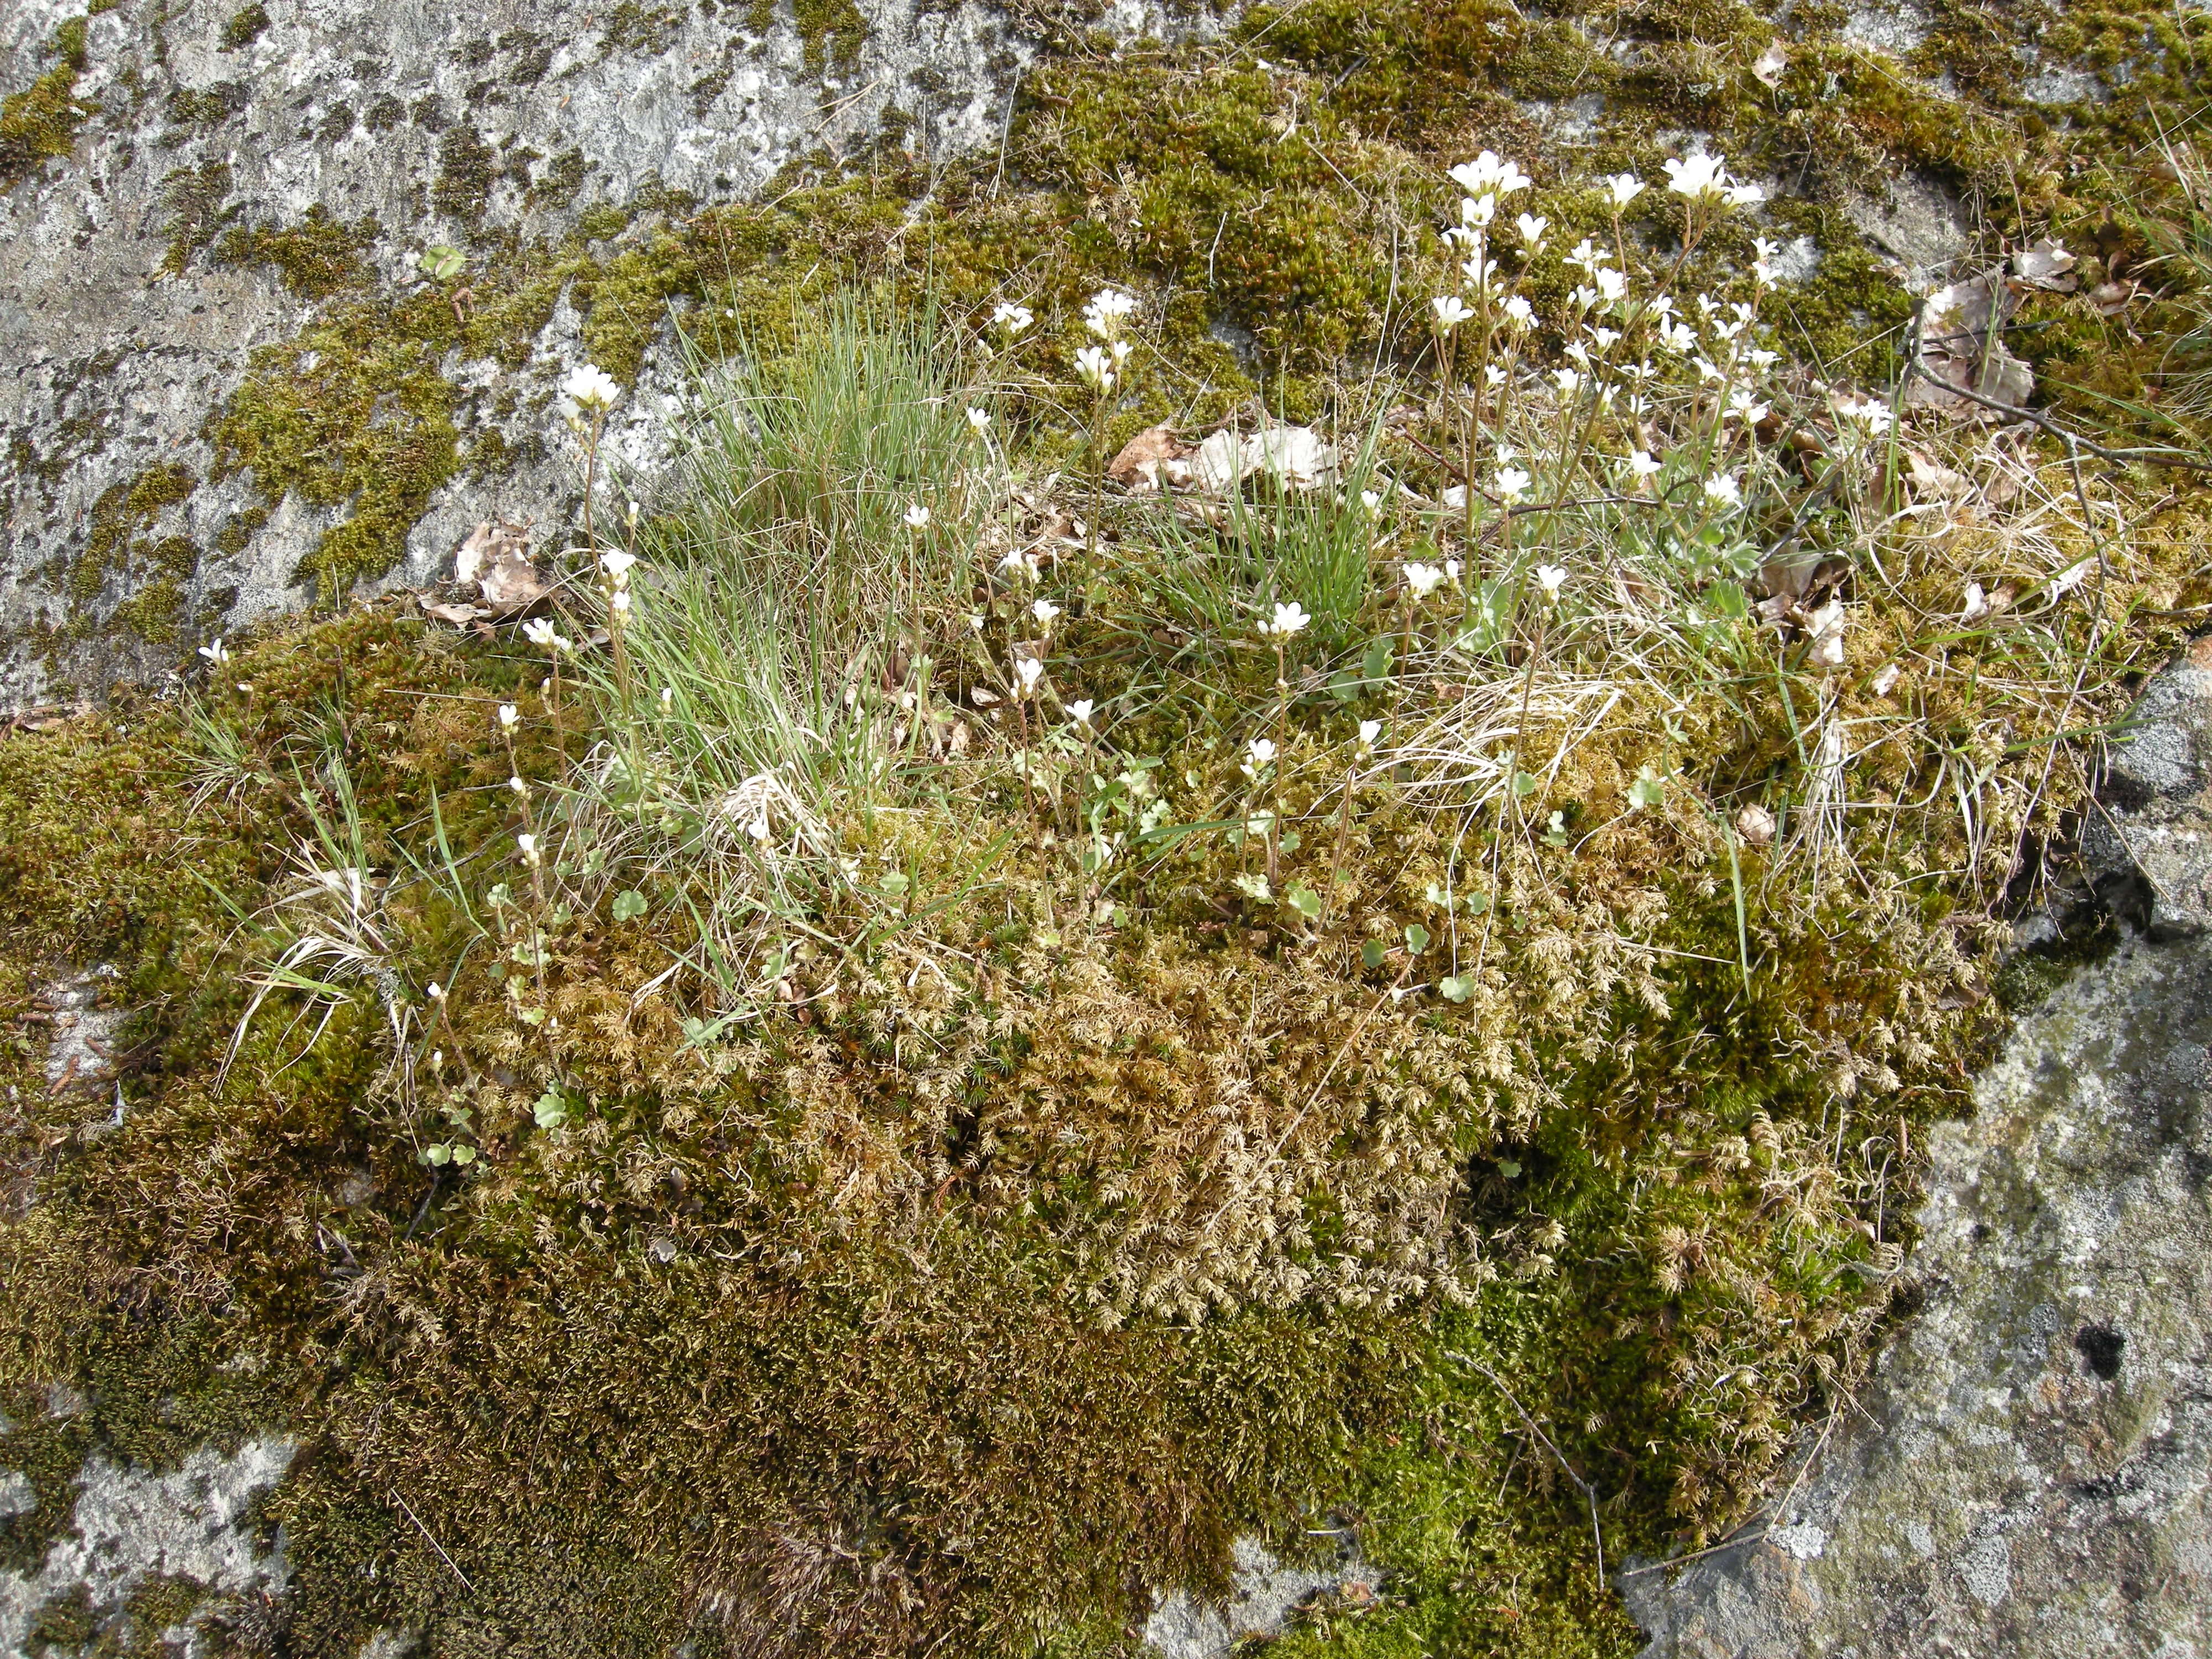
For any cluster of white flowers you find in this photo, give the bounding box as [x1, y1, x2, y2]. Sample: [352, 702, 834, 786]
[1076, 286, 1138, 392]
[992, 301, 1034, 337]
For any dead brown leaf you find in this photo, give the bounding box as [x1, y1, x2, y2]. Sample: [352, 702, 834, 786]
[1107, 426, 1193, 492]
[1906, 275, 2034, 418]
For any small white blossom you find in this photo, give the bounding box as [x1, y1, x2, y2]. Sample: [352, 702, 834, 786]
[600, 549, 639, 585]
[1625, 449, 1663, 478]
[992, 301, 1035, 336]
[1703, 473, 1743, 507]
[1663, 150, 1730, 201]
[1083, 287, 1139, 340]
[509, 774, 529, 795]
[1261, 600, 1311, 637]
[1066, 698, 1095, 725]
[1403, 561, 1446, 598]
[905, 503, 932, 530]
[197, 637, 230, 666]
[1460, 192, 1499, 228]
[1432, 294, 1475, 331]
[1515, 212, 1548, 250]
[609, 587, 632, 619]
[1031, 597, 1061, 627]
[1495, 466, 1532, 504]
[1245, 737, 1277, 770]
[561, 363, 621, 412]
[1358, 719, 1382, 749]
[967, 406, 991, 432]
[1606, 172, 1646, 208]
[1503, 294, 1535, 328]
[517, 832, 540, 864]
[1073, 345, 1116, 390]
[497, 702, 520, 732]
[1534, 564, 1568, 596]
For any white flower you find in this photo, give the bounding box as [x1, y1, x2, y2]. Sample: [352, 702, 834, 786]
[1262, 600, 1311, 637]
[561, 363, 621, 412]
[427, 982, 446, 1001]
[1570, 284, 1601, 312]
[1460, 254, 1499, 289]
[1566, 237, 1607, 273]
[497, 702, 520, 732]
[1515, 212, 1548, 250]
[197, 637, 230, 666]
[968, 612, 987, 632]
[1606, 172, 1646, 208]
[1444, 558, 1462, 583]
[1726, 389, 1771, 424]
[1432, 294, 1474, 331]
[524, 618, 557, 647]
[517, 832, 540, 864]
[1726, 180, 1765, 207]
[1553, 367, 1582, 394]
[1073, 345, 1115, 390]
[905, 502, 932, 530]
[1534, 564, 1568, 596]
[1625, 449, 1663, 478]
[660, 686, 674, 709]
[1484, 363, 1507, 387]
[1014, 655, 1045, 696]
[992, 301, 1034, 336]
[1503, 294, 1534, 328]
[1595, 267, 1629, 305]
[1066, 698, 1095, 725]
[1083, 286, 1138, 340]
[1564, 340, 1592, 367]
[1031, 597, 1061, 627]
[1109, 337, 1133, 367]
[609, 587, 632, 618]
[1358, 719, 1382, 749]
[967, 406, 991, 432]
[1663, 150, 1730, 201]
[509, 774, 529, 795]
[1703, 473, 1743, 507]
[1245, 736, 1277, 770]
[1449, 152, 1509, 193]
[1495, 466, 1532, 504]
[1590, 325, 1621, 349]
[601, 549, 639, 585]
[1403, 561, 1445, 598]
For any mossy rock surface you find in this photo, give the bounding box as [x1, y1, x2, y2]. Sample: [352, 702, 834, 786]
[3, 0, 2212, 1654]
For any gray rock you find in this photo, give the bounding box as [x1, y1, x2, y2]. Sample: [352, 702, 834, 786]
[1846, 171, 1968, 294]
[2083, 638, 2212, 937]
[0, 0, 1049, 709]
[1623, 923, 2212, 1656]
[0, 1436, 296, 1652]
[1144, 1532, 1378, 1658]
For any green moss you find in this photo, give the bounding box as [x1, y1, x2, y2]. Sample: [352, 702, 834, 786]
[159, 159, 237, 277]
[215, 205, 380, 299]
[219, 3, 269, 50]
[0, 17, 98, 191]
[434, 124, 499, 222]
[208, 310, 462, 602]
